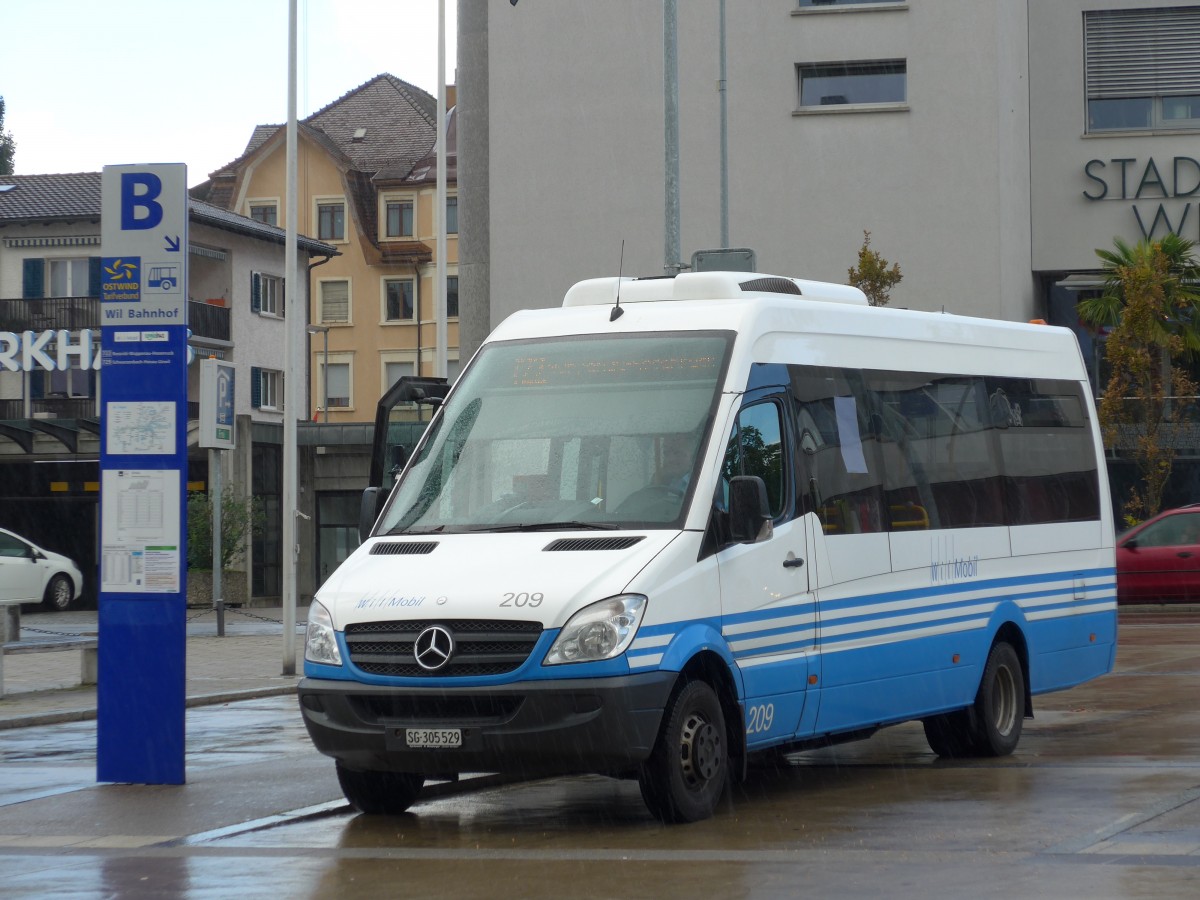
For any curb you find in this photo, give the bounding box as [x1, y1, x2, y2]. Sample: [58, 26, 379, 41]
[0, 684, 299, 731]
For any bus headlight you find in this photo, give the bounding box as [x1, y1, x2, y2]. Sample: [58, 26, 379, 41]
[544, 594, 647, 665]
[305, 600, 343, 666]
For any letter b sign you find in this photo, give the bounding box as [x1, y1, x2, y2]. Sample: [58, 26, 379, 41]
[121, 172, 164, 230]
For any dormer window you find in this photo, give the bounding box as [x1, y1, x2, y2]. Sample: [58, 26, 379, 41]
[386, 199, 415, 237]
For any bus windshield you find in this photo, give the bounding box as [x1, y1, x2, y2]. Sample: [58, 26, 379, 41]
[378, 331, 733, 534]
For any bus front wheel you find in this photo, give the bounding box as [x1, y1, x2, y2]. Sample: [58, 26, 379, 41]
[336, 763, 424, 815]
[638, 679, 729, 824]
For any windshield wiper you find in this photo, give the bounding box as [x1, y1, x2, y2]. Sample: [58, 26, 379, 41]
[385, 525, 446, 536]
[465, 521, 621, 533]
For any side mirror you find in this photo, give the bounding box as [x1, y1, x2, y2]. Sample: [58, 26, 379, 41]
[1122, 538, 1138, 550]
[728, 475, 773, 544]
[359, 487, 387, 542]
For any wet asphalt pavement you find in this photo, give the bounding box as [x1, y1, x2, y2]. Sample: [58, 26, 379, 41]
[0, 608, 1197, 898]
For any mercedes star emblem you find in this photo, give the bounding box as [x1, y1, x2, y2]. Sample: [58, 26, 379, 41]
[413, 625, 454, 671]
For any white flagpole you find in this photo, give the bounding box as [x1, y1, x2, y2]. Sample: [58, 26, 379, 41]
[281, 0, 299, 674]
[435, 0, 448, 379]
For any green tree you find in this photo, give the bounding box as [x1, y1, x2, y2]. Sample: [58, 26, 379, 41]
[848, 230, 903, 307]
[1078, 236, 1200, 524]
[187, 485, 265, 572]
[0, 96, 15, 175]
[1079, 234, 1200, 354]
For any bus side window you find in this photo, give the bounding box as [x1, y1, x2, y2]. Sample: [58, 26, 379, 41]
[720, 401, 789, 521]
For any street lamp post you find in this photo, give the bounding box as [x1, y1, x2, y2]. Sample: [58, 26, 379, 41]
[307, 324, 330, 423]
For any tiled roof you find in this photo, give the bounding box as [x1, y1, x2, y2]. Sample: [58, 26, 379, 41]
[197, 73, 453, 257]
[0, 172, 102, 222]
[0, 172, 337, 256]
[208, 73, 439, 182]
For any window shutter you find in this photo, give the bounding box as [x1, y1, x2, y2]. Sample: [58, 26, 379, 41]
[1086, 8, 1200, 98]
[327, 363, 350, 406]
[88, 257, 103, 296]
[280, 278, 286, 317]
[321, 281, 350, 322]
[251, 366, 262, 408]
[23, 258, 45, 299]
[251, 272, 261, 313]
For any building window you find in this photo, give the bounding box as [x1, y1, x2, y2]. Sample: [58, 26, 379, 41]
[40, 364, 94, 399]
[385, 278, 415, 321]
[318, 202, 345, 241]
[797, 0, 903, 7]
[249, 203, 278, 226]
[320, 280, 350, 323]
[48, 258, 91, 297]
[797, 60, 906, 109]
[385, 360, 416, 390]
[324, 361, 351, 408]
[1086, 8, 1200, 133]
[447, 276, 459, 318]
[253, 367, 283, 411]
[386, 200, 415, 237]
[251, 272, 284, 316]
[446, 196, 458, 234]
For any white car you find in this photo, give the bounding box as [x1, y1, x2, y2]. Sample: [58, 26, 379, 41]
[0, 527, 84, 612]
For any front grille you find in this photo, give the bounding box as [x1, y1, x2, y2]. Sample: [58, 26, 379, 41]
[345, 619, 544, 677]
[352, 693, 523, 724]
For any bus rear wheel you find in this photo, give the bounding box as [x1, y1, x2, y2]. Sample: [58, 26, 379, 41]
[923, 641, 1024, 758]
[638, 680, 728, 824]
[336, 763, 425, 815]
[972, 641, 1024, 756]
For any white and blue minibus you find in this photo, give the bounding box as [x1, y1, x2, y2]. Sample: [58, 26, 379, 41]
[299, 271, 1117, 823]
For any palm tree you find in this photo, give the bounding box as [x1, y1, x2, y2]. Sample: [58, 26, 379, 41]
[1078, 234, 1200, 354]
[1078, 235, 1200, 523]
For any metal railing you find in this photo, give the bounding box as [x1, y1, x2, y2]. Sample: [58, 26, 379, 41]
[188, 301, 231, 342]
[0, 296, 230, 342]
[0, 296, 99, 332]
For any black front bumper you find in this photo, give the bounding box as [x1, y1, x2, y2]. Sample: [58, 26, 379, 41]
[297, 671, 678, 777]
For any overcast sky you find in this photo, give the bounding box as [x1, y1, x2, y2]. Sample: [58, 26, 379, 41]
[0, 0, 457, 186]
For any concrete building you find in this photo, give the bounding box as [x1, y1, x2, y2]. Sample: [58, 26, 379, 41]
[458, 0, 1200, 374]
[457, 0, 1200, 507]
[0, 172, 337, 605]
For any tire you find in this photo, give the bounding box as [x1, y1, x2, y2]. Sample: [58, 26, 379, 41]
[42, 574, 73, 612]
[336, 763, 425, 815]
[971, 641, 1024, 757]
[923, 641, 1024, 758]
[638, 680, 729, 824]
[922, 708, 977, 758]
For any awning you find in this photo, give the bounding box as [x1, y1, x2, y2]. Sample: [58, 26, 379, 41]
[1055, 273, 1106, 290]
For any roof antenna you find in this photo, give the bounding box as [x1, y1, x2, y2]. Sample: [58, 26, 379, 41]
[610, 240, 625, 322]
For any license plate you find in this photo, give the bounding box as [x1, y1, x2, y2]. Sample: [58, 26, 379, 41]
[404, 728, 462, 749]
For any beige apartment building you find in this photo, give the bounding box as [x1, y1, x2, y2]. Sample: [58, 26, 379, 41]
[196, 74, 460, 426]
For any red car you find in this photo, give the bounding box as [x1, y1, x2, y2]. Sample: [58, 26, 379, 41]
[1116, 505, 1200, 604]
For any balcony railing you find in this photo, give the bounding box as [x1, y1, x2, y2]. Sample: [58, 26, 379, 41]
[188, 301, 231, 342]
[0, 296, 99, 332]
[0, 296, 230, 342]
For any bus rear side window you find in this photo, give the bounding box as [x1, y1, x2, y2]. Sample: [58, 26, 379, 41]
[789, 365, 1100, 532]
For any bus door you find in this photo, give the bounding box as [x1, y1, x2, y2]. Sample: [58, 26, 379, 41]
[716, 390, 817, 747]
